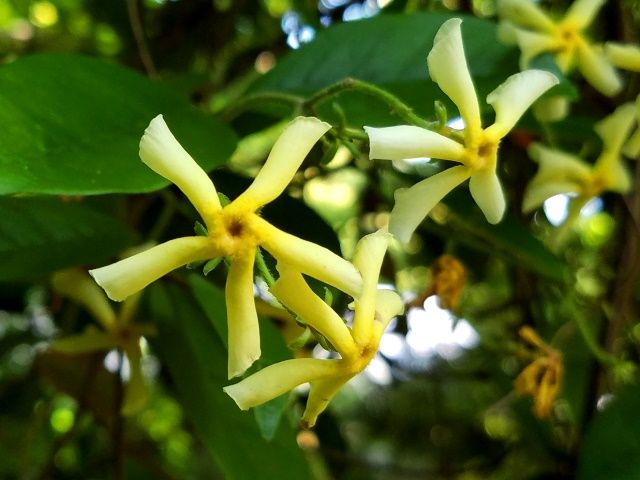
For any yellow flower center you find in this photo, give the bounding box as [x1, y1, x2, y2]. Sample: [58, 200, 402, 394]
[465, 137, 499, 171]
[582, 173, 607, 198]
[555, 23, 581, 53]
[210, 207, 261, 256]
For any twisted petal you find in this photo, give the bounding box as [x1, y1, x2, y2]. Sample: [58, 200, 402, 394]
[302, 375, 351, 428]
[140, 115, 220, 226]
[271, 264, 356, 358]
[605, 43, 640, 72]
[52, 269, 116, 330]
[121, 341, 148, 415]
[90, 237, 217, 301]
[594, 102, 637, 157]
[496, 21, 519, 44]
[529, 143, 592, 182]
[427, 18, 482, 142]
[365, 126, 465, 162]
[514, 29, 559, 68]
[469, 168, 506, 224]
[226, 250, 260, 378]
[50, 328, 116, 353]
[522, 180, 582, 212]
[532, 96, 570, 122]
[564, 0, 605, 29]
[235, 117, 331, 209]
[576, 43, 623, 97]
[601, 158, 632, 193]
[372, 289, 405, 340]
[256, 218, 362, 298]
[497, 0, 555, 32]
[224, 358, 341, 410]
[351, 230, 392, 343]
[485, 70, 559, 139]
[389, 165, 472, 244]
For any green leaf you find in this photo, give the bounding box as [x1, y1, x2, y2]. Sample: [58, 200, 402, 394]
[0, 196, 135, 281]
[577, 384, 640, 480]
[0, 53, 237, 195]
[443, 190, 566, 280]
[188, 274, 292, 440]
[147, 282, 312, 480]
[250, 13, 520, 125]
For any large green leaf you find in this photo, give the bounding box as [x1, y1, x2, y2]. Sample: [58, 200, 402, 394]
[0, 54, 237, 195]
[189, 274, 292, 441]
[147, 282, 311, 480]
[0, 196, 135, 281]
[577, 384, 640, 480]
[250, 13, 519, 125]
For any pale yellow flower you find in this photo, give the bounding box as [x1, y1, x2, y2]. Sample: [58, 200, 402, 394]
[497, 0, 622, 96]
[623, 95, 640, 158]
[366, 18, 557, 243]
[523, 102, 636, 213]
[224, 230, 404, 428]
[50, 269, 153, 415]
[90, 115, 363, 378]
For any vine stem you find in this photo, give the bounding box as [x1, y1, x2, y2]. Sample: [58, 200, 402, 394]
[125, 0, 158, 78]
[224, 77, 436, 131]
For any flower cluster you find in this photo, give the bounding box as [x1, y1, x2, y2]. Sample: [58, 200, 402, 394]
[57, 14, 636, 429]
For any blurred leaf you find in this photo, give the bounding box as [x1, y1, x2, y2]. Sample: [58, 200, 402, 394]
[0, 196, 135, 281]
[147, 282, 311, 480]
[444, 191, 565, 280]
[577, 384, 640, 480]
[250, 13, 520, 125]
[0, 54, 237, 195]
[188, 274, 291, 441]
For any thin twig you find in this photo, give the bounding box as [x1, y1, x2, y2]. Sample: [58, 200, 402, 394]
[125, 0, 158, 78]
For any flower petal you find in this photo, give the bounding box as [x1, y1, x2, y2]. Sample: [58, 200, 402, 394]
[224, 358, 341, 410]
[522, 180, 581, 212]
[52, 269, 116, 330]
[427, 18, 482, 142]
[121, 342, 148, 415]
[594, 102, 637, 156]
[469, 168, 506, 224]
[564, 0, 605, 29]
[373, 289, 405, 337]
[140, 115, 221, 226]
[497, 0, 555, 32]
[255, 218, 362, 298]
[271, 263, 357, 358]
[389, 165, 472, 244]
[50, 328, 116, 353]
[235, 117, 331, 209]
[302, 375, 351, 428]
[365, 126, 465, 162]
[528, 143, 592, 183]
[605, 42, 640, 72]
[532, 96, 570, 122]
[350, 230, 392, 343]
[514, 29, 560, 69]
[624, 128, 640, 158]
[226, 250, 260, 378]
[90, 237, 217, 302]
[576, 43, 623, 97]
[485, 70, 559, 139]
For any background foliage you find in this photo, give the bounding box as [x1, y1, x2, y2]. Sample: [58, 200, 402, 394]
[1, 0, 640, 479]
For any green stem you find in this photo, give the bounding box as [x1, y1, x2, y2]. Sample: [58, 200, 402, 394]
[147, 190, 177, 241]
[304, 77, 434, 129]
[574, 313, 618, 366]
[255, 247, 276, 287]
[224, 92, 304, 121]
